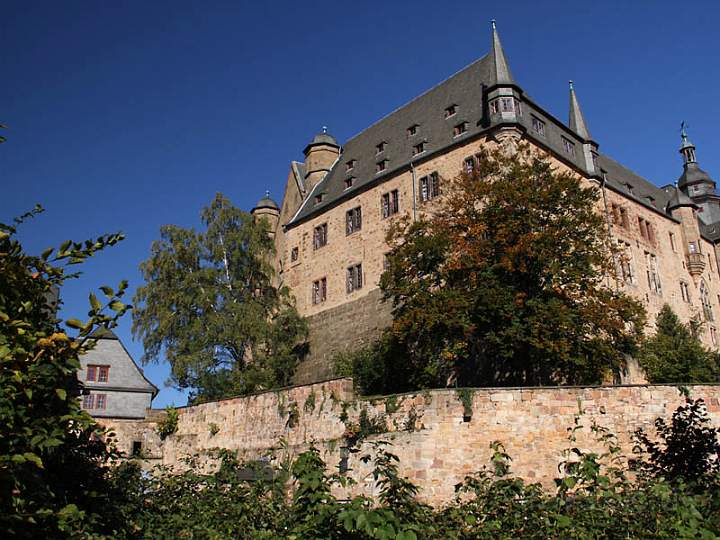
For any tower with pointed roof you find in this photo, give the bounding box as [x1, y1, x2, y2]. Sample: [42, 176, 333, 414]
[486, 21, 524, 143]
[251, 190, 280, 238]
[568, 81, 600, 177]
[677, 124, 720, 224]
[303, 128, 341, 195]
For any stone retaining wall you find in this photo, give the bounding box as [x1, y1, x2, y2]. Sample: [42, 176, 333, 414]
[118, 379, 720, 505]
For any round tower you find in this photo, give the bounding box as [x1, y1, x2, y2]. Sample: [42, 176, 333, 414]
[251, 191, 280, 238]
[303, 128, 340, 194]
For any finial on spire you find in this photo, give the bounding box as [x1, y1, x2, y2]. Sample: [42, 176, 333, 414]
[491, 19, 496, 30]
[490, 20, 514, 86]
[322, 126, 327, 134]
[568, 80, 592, 141]
[568, 80, 574, 90]
[681, 121, 689, 141]
[265, 190, 270, 198]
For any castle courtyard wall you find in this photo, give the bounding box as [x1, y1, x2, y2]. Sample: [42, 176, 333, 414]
[122, 378, 720, 506]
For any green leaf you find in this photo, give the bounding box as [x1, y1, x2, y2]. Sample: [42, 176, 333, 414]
[41, 247, 54, 260]
[99, 286, 114, 297]
[66, 319, 84, 329]
[89, 292, 102, 312]
[109, 300, 126, 312]
[56, 388, 67, 401]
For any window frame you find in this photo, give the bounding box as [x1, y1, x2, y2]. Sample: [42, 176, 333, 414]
[312, 277, 327, 305]
[313, 223, 328, 250]
[346, 206, 362, 235]
[381, 189, 400, 219]
[346, 263, 363, 293]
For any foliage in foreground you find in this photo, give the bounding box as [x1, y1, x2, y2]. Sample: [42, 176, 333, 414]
[132, 193, 308, 403]
[0, 206, 131, 538]
[377, 145, 646, 392]
[107, 395, 720, 540]
[638, 304, 720, 384]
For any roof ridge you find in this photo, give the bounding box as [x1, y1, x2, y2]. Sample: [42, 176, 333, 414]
[342, 54, 491, 145]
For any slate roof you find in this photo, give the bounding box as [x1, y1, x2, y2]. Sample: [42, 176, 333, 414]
[291, 54, 496, 224]
[286, 39, 713, 242]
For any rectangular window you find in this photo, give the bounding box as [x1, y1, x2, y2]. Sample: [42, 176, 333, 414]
[618, 241, 635, 285]
[314, 194, 324, 205]
[561, 136, 576, 156]
[501, 97, 513, 112]
[82, 394, 94, 409]
[711, 327, 718, 346]
[531, 116, 545, 136]
[444, 104, 457, 118]
[645, 252, 662, 295]
[86, 365, 109, 382]
[346, 160, 356, 172]
[346, 264, 363, 293]
[709, 253, 714, 272]
[381, 190, 400, 218]
[669, 232, 677, 252]
[313, 223, 328, 250]
[689, 241, 698, 254]
[376, 160, 388, 173]
[312, 278, 327, 304]
[638, 217, 654, 242]
[625, 183, 634, 195]
[346, 207, 362, 235]
[344, 177, 355, 190]
[680, 281, 691, 303]
[453, 123, 467, 137]
[412, 142, 425, 156]
[490, 99, 499, 115]
[376, 141, 386, 154]
[290, 247, 298, 262]
[407, 124, 418, 137]
[419, 172, 441, 202]
[95, 394, 107, 410]
[514, 98, 522, 116]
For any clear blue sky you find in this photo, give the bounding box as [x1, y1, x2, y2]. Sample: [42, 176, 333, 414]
[3, 1, 718, 407]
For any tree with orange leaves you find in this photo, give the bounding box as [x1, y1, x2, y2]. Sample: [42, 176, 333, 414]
[380, 145, 645, 389]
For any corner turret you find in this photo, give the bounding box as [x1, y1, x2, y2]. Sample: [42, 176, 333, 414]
[676, 124, 720, 224]
[486, 21, 523, 143]
[303, 128, 340, 194]
[251, 191, 280, 238]
[568, 81, 599, 176]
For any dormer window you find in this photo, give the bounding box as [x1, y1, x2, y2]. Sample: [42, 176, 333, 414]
[376, 141, 386, 154]
[314, 193, 324, 205]
[645, 196, 655, 206]
[561, 136, 576, 157]
[344, 177, 355, 190]
[407, 124, 418, 137]
[376, 159, 388, 173]
[453, 122, 468, 137]
[444, 105, 457, 118]
[346, 160, 356, 172]
[625, 183, 634, 196]
[412, 142, 425, 156]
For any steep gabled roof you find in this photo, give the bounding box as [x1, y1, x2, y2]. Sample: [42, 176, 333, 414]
[289, 54, 495, 224]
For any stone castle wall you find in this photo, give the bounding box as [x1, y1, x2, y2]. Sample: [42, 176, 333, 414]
[120, 378, 720, 505]
[293, 288, 392, 384]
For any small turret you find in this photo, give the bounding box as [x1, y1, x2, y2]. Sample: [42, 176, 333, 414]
[486, 21, 523, 141]
[665, 183, 705, 278]
[303, 127, 340, 194]
[676, 123, 720, 225]
[568, 81, 599, 176]
[251, 191, 280, 238]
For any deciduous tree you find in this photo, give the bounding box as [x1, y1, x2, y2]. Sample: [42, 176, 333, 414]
[132, 193, 307, 403]
[380, 145, 645, 389]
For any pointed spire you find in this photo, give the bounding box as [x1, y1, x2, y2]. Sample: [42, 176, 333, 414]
[568, 81, 593, 141]
[680, 121, 697, 164]
[490, 20, 514, 86]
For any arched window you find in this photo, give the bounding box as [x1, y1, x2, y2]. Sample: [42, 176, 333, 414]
[701, 280, 714, 322]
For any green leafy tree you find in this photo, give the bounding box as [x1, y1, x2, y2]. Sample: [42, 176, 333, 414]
[0, 205, 131, 538]
[380, 145, 646, 389]
[132, 193, 307, 403]
[638, 304, 719, 383]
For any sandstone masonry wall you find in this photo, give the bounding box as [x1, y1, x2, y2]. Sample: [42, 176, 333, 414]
[124, 379, 720, 506]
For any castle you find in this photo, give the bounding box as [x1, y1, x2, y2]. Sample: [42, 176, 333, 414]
[250, 23, 720, 383]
